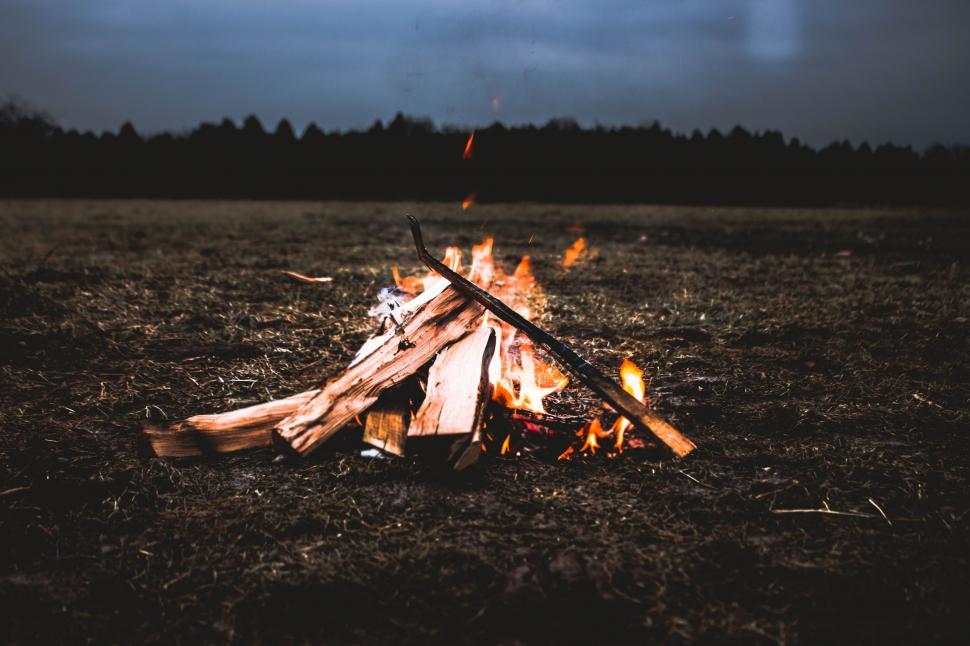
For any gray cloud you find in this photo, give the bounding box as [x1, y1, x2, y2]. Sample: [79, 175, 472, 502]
[1, 0, 968, 147]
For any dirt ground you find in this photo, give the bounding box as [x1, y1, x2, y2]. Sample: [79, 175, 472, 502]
[1, 200, 968, 644]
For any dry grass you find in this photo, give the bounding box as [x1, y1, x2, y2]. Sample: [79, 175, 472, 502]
[1, 200, 968, 643]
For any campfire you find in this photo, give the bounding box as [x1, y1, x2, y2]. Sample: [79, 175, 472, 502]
[143, 218, 696, 468]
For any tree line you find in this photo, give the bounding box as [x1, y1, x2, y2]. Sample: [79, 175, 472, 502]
[2, 99, 967, 205]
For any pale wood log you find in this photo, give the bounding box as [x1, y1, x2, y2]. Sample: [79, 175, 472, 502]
[411, 326, 496, 471]
[408, 326, 496, 437]
[353, 281, 450, 362]
[361, 385, 415, 457]
[143, 390, 315, 457]
[273, 286, 483, 456]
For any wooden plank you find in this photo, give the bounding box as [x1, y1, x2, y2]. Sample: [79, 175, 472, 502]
[410, 326, 496, 472]
[142, 390, 315, 457]
[361, 384, 417, 457]
[408, 326, 496, 437]
[273, 286, 483, 456]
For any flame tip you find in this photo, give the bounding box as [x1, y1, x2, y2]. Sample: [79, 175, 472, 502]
[562, 236, 587, 268]
[389, 232, 570, 438]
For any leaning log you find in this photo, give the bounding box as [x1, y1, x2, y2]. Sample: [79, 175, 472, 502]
[409, 327, 496, 470]
[409, 327, 496, 438]
[274, 286, 484, 456]
[143, 390, 316, 457]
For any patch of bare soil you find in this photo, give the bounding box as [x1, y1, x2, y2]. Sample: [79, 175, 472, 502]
[1, 201, 968, 643]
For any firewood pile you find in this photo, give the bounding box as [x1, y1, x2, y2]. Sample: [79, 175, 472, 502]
[143, 218, 695, 469]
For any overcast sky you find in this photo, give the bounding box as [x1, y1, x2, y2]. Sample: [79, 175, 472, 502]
[1, 0, 968, 148]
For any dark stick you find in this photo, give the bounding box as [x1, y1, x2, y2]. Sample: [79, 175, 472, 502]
[407, 215, 696, 457]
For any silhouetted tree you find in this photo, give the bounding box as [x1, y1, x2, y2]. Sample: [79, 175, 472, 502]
[0, 100, 967, 205]
[274, 119, 296, 141]
[242, 115, 265, 136]
[302, 122, 324, 142]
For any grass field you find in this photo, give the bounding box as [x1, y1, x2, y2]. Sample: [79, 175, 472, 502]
[1, 200, 968, 643]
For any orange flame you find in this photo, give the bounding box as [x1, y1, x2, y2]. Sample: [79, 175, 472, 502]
[462, 131, 475, 160]
[610, 359, 646, 452]
[387, 241, 649, 457]
[391, 236, 569, 416]
[491, 338, 569, 414]
[392, 245, 462, 294]
[462, 193, 476, 210]
[469, 237, 495, 286]
[564, 359, 648, 458]
[561, 237, 586, 268]
[578, 417, 611, 455]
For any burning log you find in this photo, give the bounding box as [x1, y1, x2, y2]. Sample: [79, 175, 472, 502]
[407, 216, 697, 458]
[144, 219, 697, 465]
[273, 286, 484, 456]
[143, 390, 315, 457]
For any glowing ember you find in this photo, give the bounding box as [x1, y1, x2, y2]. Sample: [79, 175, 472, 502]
[558, 358, 648, 459]
[462, 131, 475, 160]
[462, 193, 476, 210]
[561, 237, 586, 268]
[491, 96, 501, 112]
[391, 236, 569, 416]
[500, 434, 511, 455]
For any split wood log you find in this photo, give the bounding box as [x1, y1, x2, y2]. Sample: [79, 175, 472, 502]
[409, 326, 496, 438]
[362, 383, 418, 457]
[273, 286, 484, 456]
[409, 326, 496, 471]
[143, 390, 315, 457]
[352, 282, 451, 361]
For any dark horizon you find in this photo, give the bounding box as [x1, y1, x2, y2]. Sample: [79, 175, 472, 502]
[3, 102, 968, 206]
